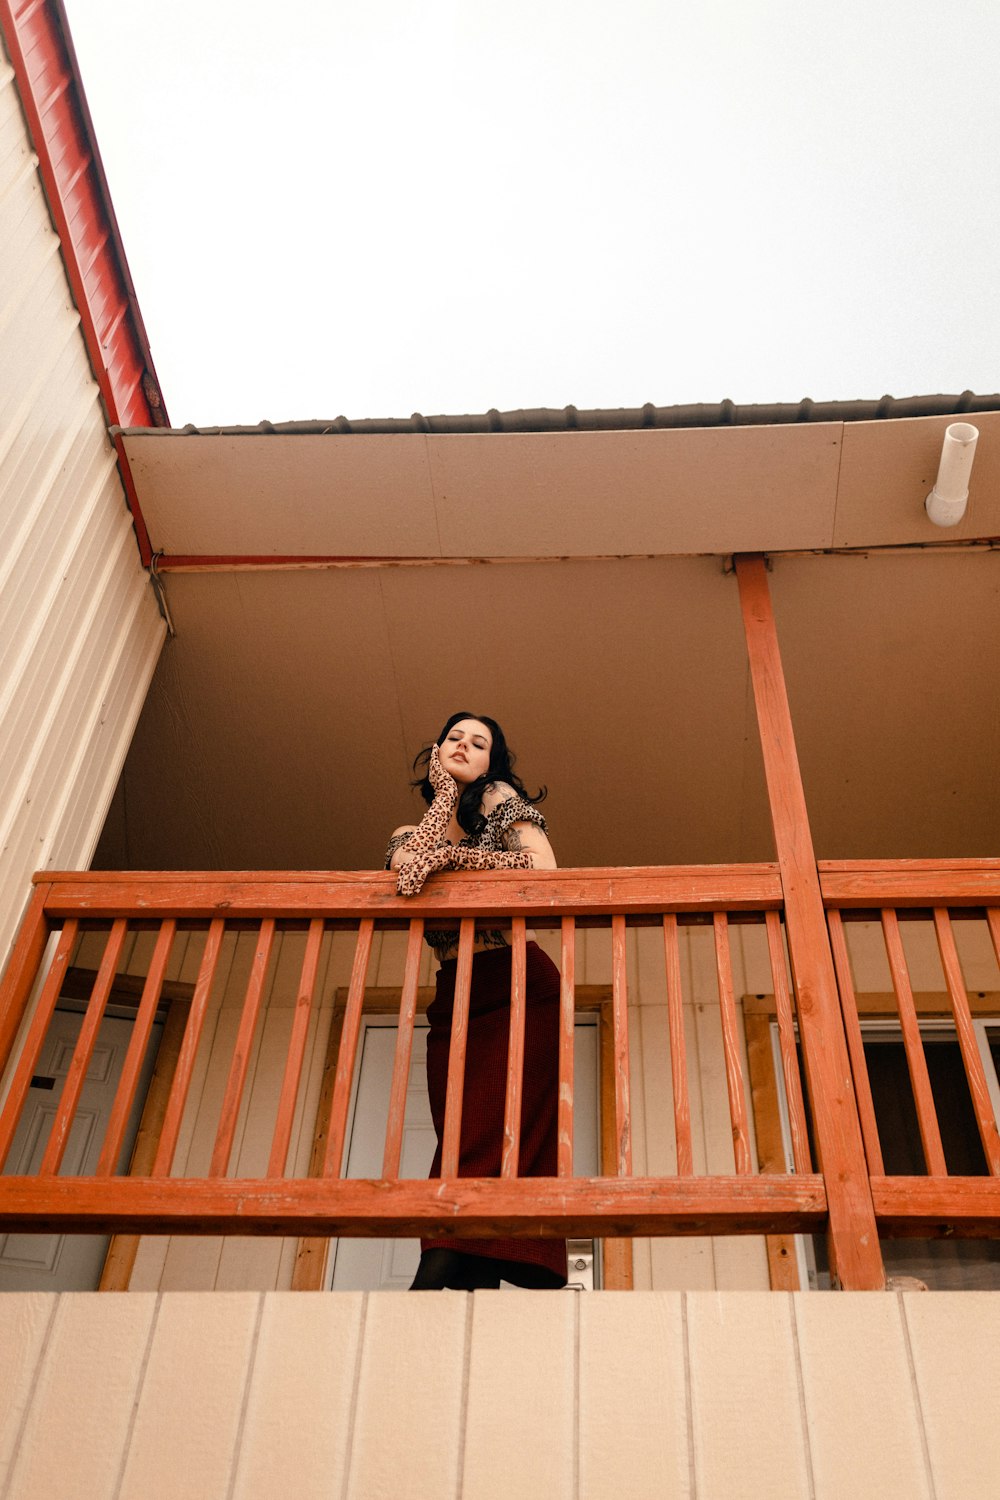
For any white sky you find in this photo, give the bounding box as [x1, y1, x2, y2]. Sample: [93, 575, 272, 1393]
[64, 0, 1000, 427]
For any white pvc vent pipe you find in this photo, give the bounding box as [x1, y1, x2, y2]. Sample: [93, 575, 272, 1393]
[925, 422, 980, 527]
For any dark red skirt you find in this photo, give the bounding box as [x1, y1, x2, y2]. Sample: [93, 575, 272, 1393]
[422, 941, 567, 1285]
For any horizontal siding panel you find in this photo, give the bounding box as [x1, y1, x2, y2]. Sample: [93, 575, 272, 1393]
[2, 1291, 983, 1498]
[0, 549, 161, 947]
[0, 446, 127, 754]
[0, 233, 78, 428]
[46, 597, 164, 870]
[0, 509, 137, 818]
[0, 39, 164, 967]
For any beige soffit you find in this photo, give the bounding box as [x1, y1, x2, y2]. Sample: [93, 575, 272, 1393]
[121, 412, 1000, 560]
[94, 547, 1000, 874]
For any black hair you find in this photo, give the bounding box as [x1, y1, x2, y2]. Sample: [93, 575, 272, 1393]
[411, 711, 547, 838]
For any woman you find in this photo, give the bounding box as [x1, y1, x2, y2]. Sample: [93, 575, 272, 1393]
[386, 712, 567, 1291]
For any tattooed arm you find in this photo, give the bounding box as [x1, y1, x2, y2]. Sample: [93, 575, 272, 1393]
[481, 782, 557, 870]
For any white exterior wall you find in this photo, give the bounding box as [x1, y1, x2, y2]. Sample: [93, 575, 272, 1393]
[0, 44, 166, 965]
[3, 1288, 998, 1499]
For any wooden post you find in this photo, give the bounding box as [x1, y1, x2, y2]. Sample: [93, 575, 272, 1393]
[0, 883, 52, 1076]
[735, 553, 884, 1289]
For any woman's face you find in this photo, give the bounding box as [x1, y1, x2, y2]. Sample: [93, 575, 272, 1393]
[438, 718, 493, 785]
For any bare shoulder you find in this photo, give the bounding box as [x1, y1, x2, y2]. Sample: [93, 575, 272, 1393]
[390, 824, 418, 838]
[481, 781, 518, 812]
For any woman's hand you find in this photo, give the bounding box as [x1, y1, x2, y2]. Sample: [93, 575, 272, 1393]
[428, 744, 459, 802]
[396, 843, 453, 896]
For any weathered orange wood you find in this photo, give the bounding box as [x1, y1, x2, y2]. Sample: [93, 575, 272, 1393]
[321, 920, 374, 1177]
[268, 918, 325, 1177]
[713, 912, 753, 1175]
[872, 1176, 1000, 1234]
[501, 918, 527, 1179]
[209, 919, 276, 1177]
[98, 995, 188, 1290]
[826, 911, 884, 1174]
[744, 1010, 801, 1288]
[39, 920, 128, 1176]
[0, 884, 51, 1075]
[819, 862, 1000, 906]
[0, 919, 78, 1172]
[988, 909, 1000, 971]
[822, 859, 1000, 871]
[662, 914, 693, 1176]
[381, 920, 424, 1179]
[557, 917, 575, 1178]
[151, 919, 226, 1176]
[611, 915, 632, 1176]
[765, 910, 811, 1174]
[440, 919, 474, 1179]
[736, 553, 884, 1289]
[933, 908, 1000, 1175]
[96, 919, 176, 1176]
[0, 1172, 828, 1237]
[881, 909, 947, 1176]
[37, 865, 783, 919]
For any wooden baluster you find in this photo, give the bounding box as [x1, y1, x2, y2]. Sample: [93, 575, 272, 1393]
[736, 553, 883, 1287]
[0, 919, 77, 1171]
[440, 919, 475, 1179]
[611, 915, 632, 1176]
[381, 919, 423, 1180]
[987, 909, 1000, 972]
[38, 920, 128, 1175]
[765, 911, 812, 1174]
[662, 914, 693, 1176]
[209, 920, 276, 1177]
[557, 917, 576, 1178]
[268, 919, 325, 1178]
[96, 919, 176, 1175]
[0, 884, 52, 1076]
[322, 920, 374, 1178]
[152, 920, 226, 1176]
[501, 918, 528, 1179]
[882, 909, 947, 1176]
[713, 912, 753, 1175]
[827, 910, 884, 1174]
[934, 908, 1000, 1175]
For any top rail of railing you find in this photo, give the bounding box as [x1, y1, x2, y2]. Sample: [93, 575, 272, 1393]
[32, 865, 785, 920]
[819, 859, 1000, 907]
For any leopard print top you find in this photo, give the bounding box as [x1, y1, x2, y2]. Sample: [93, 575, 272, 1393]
[385, 794, 548, 959]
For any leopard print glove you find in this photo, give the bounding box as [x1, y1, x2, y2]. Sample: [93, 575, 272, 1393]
[396, 841, 533, 897]
[398, 746, 460, 858]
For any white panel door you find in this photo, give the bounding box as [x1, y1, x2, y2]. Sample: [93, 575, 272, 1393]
[330, 1019, 599, 1290]
[0, 1009, 160, 1291]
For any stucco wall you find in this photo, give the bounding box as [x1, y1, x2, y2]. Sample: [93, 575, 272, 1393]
[2, 1288, 997, 1499]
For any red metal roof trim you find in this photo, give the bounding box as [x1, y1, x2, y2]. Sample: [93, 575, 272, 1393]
[1, 0, 168, 562]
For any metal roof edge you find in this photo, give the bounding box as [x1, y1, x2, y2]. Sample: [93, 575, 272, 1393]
[0, 0, 169, 431]
[114, 391, 1000, 440]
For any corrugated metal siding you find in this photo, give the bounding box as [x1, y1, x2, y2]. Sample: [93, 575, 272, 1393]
[0, 45, 165, 964]
[2, 1290, 996, 1498]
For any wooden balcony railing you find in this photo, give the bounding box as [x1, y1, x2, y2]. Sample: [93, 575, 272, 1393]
[1, 861, 999, 1291]
[820, 860, 1000, 1243]
[0, 867, 827, 1247]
